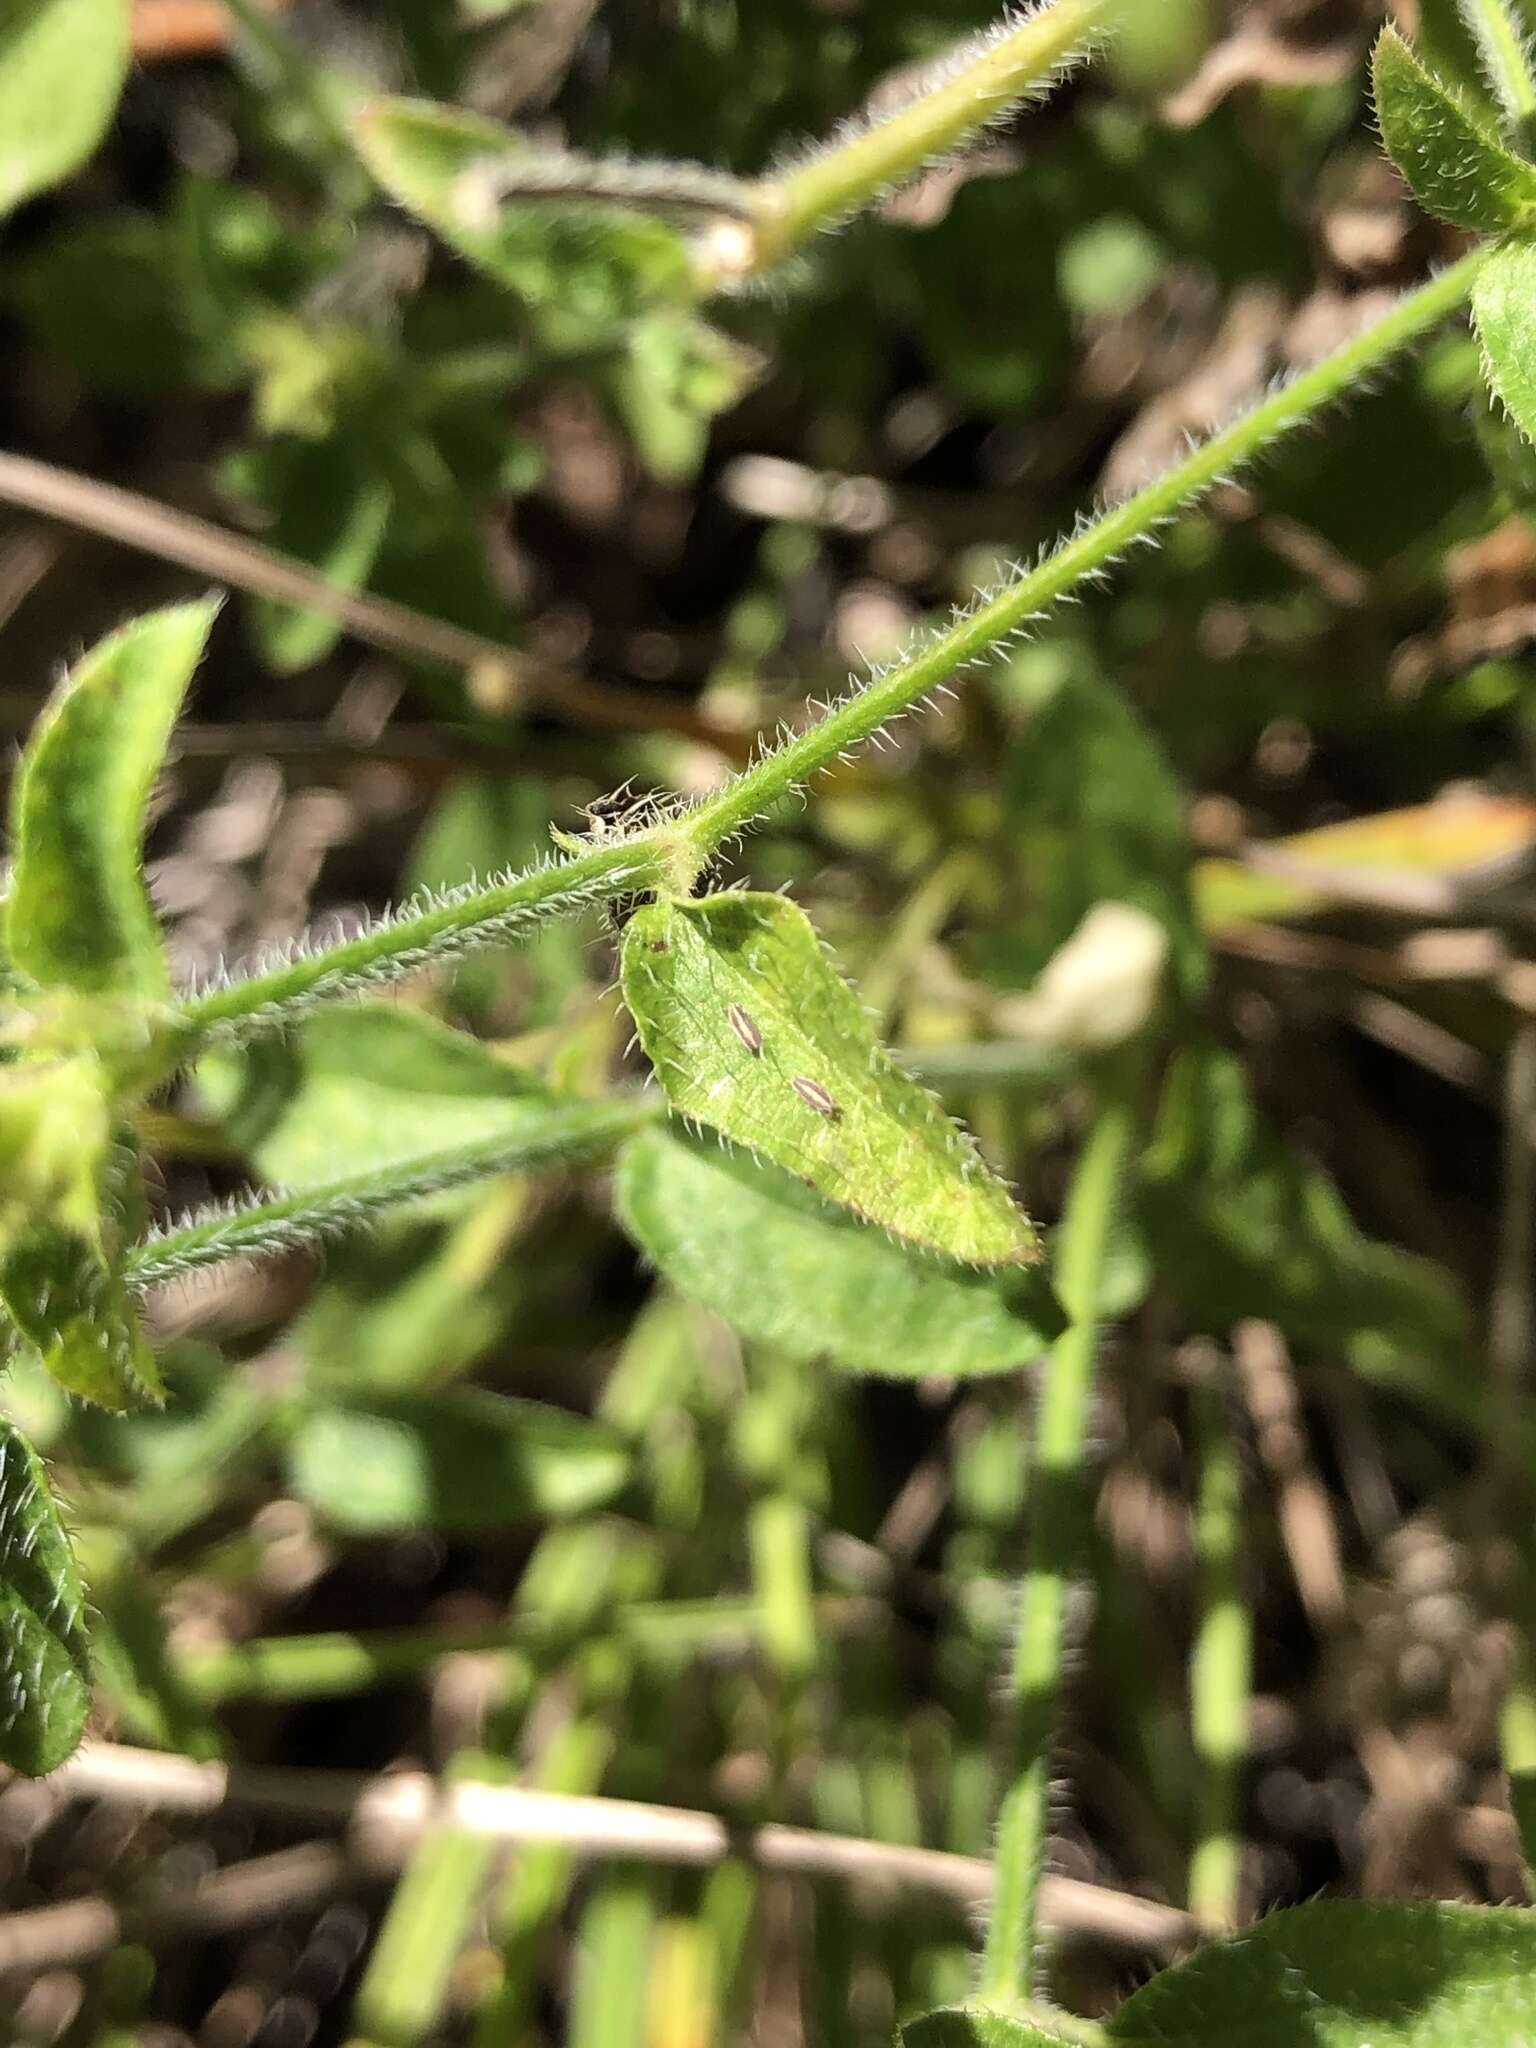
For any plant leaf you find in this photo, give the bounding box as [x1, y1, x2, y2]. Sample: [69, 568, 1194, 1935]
[902, 2012, 1075, 2048]
[1372, 28, 1536, 230]
[6, 599, 219, 1000]
[0, 1417, 92, 1775]
[1473, 234, 1536, 446]
[0, 1060, 162, 1411]
[352, 97, 694, 316]
[200, 1002, 564, 1189]
[617, 1127, 1062, 1378]
[620, 891, 1038, 1267]
[232, 443, 392, 674]
[1106, 1900, 1536, 2045]
[287, 1389, 631, 1534]
[0, 0, 130, 217]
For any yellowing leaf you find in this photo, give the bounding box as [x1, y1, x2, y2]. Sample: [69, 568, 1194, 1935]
[620, 891, 1038, 1266]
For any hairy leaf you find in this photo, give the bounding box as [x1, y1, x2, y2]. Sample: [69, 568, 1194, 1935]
[200, 1002, 564, 1189]
[287, 1389, 631, 1534]
[617, 1127, 1062, 1378]
[0, 1417, 92, 1775]
[0, 0, 130, 216]
[1107, 1900, 1536, 2045]
[1373, 28, 1536, 230]
[352, 98, 695, 314]
[0, 1060, 161, 1410]
[6, 600, 219, 1000]
[911, 1904, 1536, 2046]
[1473, 234, 1536, 446]
[620, 891, 1038, 1266]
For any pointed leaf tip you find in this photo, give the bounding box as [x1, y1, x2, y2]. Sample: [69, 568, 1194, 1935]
[1373, 27, 1536, 231]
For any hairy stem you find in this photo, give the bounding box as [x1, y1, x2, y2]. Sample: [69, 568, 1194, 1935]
[126, 1097, 658, 1287]
[1461, 0, 1536, 131]
[172, 841, 660, 1044]
[748, 0, 1114, 270]
[170, 252, 1482, 1045]
[682, 251, 1484, 853]
[980, 1097, 1132, 2003]
[1187, 1365, 1252, 1933]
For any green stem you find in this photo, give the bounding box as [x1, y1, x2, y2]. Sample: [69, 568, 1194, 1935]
[748, 0, 1113, 269]
[1187, 1368, 1252, 1933]
[167, 252, 1482, 1047]
[979, 1097, 1132, 2004]
[1461, 0, 1536, 130]
[126, 1097, 657, 1287]
[171, 837, 657, 1043]
[682, 250, 1485, 854]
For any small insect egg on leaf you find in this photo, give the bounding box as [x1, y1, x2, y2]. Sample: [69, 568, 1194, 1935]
[792, 1075, 840, 1120]
[727, 1004, 763, 1056]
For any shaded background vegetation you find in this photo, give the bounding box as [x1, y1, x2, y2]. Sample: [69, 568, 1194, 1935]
[2, 0, 1534, 2042]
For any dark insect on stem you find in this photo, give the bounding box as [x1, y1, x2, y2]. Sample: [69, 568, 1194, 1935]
[728, 1004, 763, 1056]
[792, 1075, 840, 1120]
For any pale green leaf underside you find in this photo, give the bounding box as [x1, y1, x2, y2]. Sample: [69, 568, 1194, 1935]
[6, 599, 219, 999]
[1373, 28, 1536, 231]
[0, 0, 130, 217]
[288, 1390, 631, 1534]
[620, 892, 1038, 1266]
[617, 1127, 1062, 1377]
[0, 1417, 92, 1775]
[1473, 234, 1536, 448]
[1107, 1900, 1536, 2045]
[200, 1002, 563, 1190]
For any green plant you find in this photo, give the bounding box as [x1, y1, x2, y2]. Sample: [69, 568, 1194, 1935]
[7, 0, 1536, 2040]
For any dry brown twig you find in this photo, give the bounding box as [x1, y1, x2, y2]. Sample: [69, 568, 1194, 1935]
[0, 451, 747, 755]
[32, 1742, 1194, 1958]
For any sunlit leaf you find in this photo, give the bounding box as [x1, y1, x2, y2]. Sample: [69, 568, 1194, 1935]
[1107, 1900, 1536, 2045]
[6, 600, 219, 1001]
[620, 891, 1038, 1266]
[0, 1416, 92, 1775]
[1473, 234, 1536, 447]
[617, 1127, 1062, 1378]
[288, 1389, 631, 1534]
[0, 0, 130, 217]
[1373, 29, 1536, 230]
